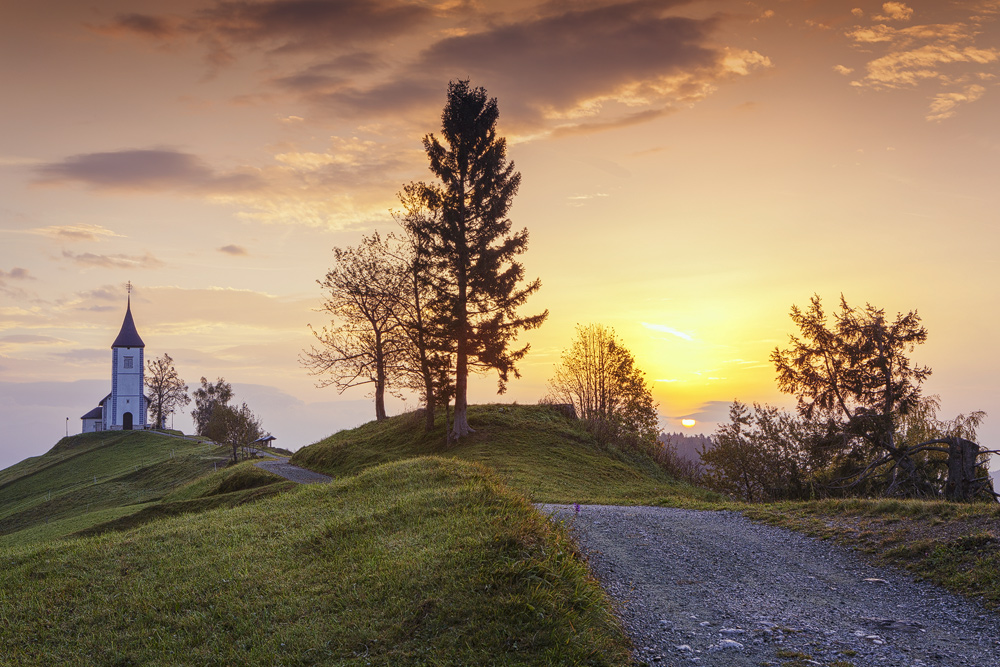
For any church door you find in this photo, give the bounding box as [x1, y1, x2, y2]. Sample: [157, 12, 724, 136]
[123, 412, 133, 430]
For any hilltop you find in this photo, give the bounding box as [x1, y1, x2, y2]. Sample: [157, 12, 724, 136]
[0, 430, 291, 547]
[291, 403, 716, 505]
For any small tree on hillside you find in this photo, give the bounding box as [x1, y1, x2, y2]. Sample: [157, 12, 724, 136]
[206, 401, 263, 464]
[546, 323, 659, 450]
[192, 377, 233, 436]
[144, 353, 190, 429]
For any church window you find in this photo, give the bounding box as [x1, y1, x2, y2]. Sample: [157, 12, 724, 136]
[124, 356, 134, 369]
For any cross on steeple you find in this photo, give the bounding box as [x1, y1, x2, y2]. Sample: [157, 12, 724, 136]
[126, 281, 132, 295]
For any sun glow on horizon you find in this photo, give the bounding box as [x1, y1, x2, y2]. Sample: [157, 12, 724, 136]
[681, 419, 697, 428]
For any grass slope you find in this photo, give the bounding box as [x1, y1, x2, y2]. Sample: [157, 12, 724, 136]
[0, 431, 236, 546]
[0, 457, 631, 666]
[292, 404, 714, 505]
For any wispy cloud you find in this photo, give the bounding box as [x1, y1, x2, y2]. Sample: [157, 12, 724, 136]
[844, 3, 1000, 119]
[0, 267, 34, 298]
[0, 267, 33, 282]
[28, 224, 124, 242]
[62, 251, 164, 269]
[641, 321, 694, 341]
[218, 244, 248, 256]
[34, 149, 263, 194]
[0, 334, 66, 345]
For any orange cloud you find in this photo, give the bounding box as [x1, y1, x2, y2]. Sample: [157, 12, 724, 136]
[926, 83, 986, 120]
[844, 7, 999, 119]
[875, 2, 914, 22]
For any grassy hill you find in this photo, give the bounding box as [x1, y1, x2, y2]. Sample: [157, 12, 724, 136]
[0, 430, 291, 547]
[292, 403, 716, 505]
[0, 457, 631, 665]
[0, 406, 676, 664]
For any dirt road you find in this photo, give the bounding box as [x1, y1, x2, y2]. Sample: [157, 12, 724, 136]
[541, 504, 1000, 667]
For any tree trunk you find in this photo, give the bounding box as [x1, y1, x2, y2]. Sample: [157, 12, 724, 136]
[946, 437, 981, 501]
[452, 339, 471, 438]
[423, 373, 436, 431]
[451, 195, 472, 439]
[374, 387, 387, 420]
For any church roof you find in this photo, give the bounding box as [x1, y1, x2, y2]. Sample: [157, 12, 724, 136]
[81, 406, 103, 420]
[111, 297, 145, 348]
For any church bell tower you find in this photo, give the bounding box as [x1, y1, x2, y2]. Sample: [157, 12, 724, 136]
[109, 282, 146, 430]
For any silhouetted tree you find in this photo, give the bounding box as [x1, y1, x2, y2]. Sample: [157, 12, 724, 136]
[391, 185, 455, 431]
[144, 353, 190, 429]
[416, 79, 547, 438]
[192, 377, 233, 436]
[546, 324, 658, 451]
[303, 233, 409, 421]
[772, 294, 995, 500]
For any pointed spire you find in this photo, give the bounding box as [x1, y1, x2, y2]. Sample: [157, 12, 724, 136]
[112, 285, 145, 348]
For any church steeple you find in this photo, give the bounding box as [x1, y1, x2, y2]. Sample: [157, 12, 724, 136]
[107, 282, 146, 430]
[112, 283, 144, 348]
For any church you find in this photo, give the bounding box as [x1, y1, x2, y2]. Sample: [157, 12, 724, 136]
[80, 291, 148, 432]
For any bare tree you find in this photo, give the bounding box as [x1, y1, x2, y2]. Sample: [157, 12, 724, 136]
[303, 233, 408, 421]
[144, 353, 190, 429]
[547, 323, 659, 450]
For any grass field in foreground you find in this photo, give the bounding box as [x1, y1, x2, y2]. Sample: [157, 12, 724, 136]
[0, 457, 631, 666]
[744, 497, 1000, 610]
[292, 403, 717, 506]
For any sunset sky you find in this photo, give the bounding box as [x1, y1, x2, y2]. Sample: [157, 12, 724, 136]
[2, 0, 999, 470]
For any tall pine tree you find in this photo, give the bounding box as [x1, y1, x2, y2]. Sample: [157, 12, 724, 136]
[419, 80, 547, 438]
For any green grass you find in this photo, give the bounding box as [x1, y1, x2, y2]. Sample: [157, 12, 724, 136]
[292, 403, 716, 505]
[71, 463, 297, 540]
[0, 457, 631, 666]
[0, 431, 240, 546]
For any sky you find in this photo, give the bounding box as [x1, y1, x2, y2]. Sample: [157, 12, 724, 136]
[1, 0, 999, 470]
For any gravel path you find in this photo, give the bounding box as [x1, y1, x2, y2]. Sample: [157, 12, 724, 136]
[540, 504, 1000, 667]
[254, 458, 332, 485]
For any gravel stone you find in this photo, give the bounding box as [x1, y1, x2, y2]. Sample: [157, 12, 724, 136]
[539, 504, 1000, 667]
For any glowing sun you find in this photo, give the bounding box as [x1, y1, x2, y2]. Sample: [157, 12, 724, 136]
[681, 419, 696, 428]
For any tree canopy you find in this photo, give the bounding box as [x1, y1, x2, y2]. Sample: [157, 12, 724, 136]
[191, 377, 233, 437]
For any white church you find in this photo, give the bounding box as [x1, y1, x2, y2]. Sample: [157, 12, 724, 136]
[80, 291, 148, 432]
